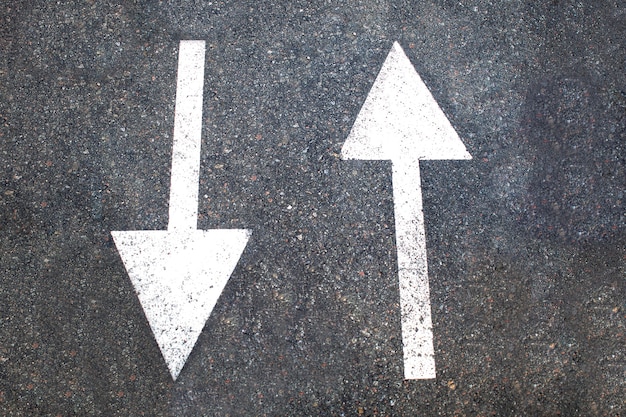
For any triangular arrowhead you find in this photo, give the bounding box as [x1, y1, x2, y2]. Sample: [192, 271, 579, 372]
[342, 41, 471, 162]
[111, 229, 250, 380]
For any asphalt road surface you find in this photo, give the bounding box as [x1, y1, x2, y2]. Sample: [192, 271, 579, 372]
[1, 1, 624, 416]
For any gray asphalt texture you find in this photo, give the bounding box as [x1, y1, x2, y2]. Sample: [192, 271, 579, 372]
[1, 1, 624, 416]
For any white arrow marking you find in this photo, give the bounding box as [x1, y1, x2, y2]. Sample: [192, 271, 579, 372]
[111, 40, 250, 380]
[342, 42, 471, 380]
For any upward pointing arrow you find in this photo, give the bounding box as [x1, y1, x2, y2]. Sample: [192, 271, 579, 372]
[342, 42, 471, 379]
[111, 41, 250, 380]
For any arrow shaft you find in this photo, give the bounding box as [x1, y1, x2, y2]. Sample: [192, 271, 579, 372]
[169, 40, 206, 230]
[392, 159, 435, 379]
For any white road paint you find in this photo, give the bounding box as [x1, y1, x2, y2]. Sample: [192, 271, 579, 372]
[111, 41, 251, 380]
[111, 229, 249, 380]
[168, 40, 205, 231]
[342, 41, 471, 379]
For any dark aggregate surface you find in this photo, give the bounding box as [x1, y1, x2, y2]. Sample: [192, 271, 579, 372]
[1, 1, 624, 416]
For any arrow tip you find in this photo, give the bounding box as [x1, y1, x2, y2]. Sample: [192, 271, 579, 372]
[111, 229, 250, 380]
[342, 41, 472, 162]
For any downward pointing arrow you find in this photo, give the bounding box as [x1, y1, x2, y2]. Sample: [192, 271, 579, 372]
[342, 42, 471, 379]
[111, 41, 250, 380]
